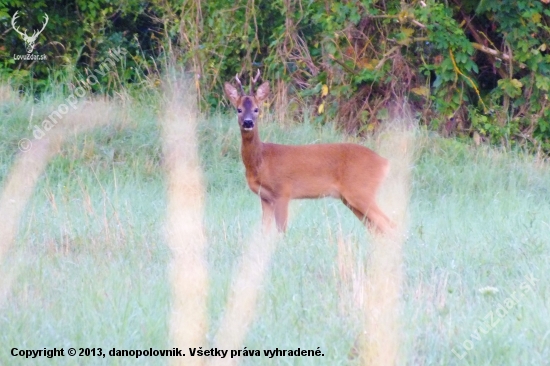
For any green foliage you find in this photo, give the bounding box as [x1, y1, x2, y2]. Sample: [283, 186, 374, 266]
[0, 0, 161, 93]
[473, 0, 550, 148]
[497, 78, 523, 98]
[1, 0, 549, 152]
[418, 1, 478, 117]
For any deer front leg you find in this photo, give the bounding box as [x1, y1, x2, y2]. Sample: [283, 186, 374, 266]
[261, 198, 275, 231]
[273, 197, 290, 232]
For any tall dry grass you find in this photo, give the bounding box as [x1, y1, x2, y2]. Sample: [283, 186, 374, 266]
[358, 117, 416, 365]
[0, 96, 120, 305]
[162, 74, 281, 366]
[161, 75, 209, 365]
[209, 228, 279, 366]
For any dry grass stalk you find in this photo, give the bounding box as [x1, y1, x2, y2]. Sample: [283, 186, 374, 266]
[209, 228, 278, 366]
[0, 99, 119, 305]
[335, 235, 366, 316]
[360, 116, 416, 365]
[161, 76, 209, 366]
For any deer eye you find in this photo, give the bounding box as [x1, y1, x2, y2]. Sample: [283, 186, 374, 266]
[254, 108, 259, 113]
[237, 108, 242, 113]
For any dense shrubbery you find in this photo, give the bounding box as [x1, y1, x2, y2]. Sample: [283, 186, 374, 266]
[1, 0, 549, 150]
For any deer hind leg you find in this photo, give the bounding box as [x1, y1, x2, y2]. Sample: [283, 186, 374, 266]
[273, 197, 290, 232]
[341, 196, 393, 234]
[364, 204, 393, 234]
[341, 160, 394, 233]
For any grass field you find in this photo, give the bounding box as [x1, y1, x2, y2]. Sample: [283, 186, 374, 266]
[0, 84, 549, 365]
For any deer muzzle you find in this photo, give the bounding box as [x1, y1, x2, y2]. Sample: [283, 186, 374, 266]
[242, 119, 254, 130]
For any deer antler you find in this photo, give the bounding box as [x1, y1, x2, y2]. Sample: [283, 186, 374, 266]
[250, 69, 261, 94]
[11, 11, 28, 38]
[235, 74, 245, 95]
[252, 69, 261, 83]
[235, 70, 261, 95]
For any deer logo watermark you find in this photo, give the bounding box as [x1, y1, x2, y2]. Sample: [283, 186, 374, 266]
[11, 11, 48, 59]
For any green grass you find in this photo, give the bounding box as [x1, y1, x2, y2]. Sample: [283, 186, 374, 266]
[1, 89, 549, 365]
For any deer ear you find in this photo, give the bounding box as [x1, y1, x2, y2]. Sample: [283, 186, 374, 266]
[224, 83, 240, 107]
[255, 82, 270, 103]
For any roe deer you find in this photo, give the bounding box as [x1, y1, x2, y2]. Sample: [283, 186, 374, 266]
[224, 71, 393, 234]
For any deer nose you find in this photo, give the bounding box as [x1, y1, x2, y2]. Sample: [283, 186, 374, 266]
[242, 119, 254, 130]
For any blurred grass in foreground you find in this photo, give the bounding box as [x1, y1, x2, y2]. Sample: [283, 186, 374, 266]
[0, 84, 549, 365]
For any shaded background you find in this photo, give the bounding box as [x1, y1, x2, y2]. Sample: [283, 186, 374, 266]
[1, 0, 550, 150]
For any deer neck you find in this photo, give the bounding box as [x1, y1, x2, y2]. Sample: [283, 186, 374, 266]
[240, 128, 263, 176]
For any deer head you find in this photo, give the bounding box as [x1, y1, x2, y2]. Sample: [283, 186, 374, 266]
[224, 70, 269, 132]
[11, 11, 49, 53]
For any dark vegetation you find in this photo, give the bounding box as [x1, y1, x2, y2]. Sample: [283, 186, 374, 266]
[1, 0, 549, 151]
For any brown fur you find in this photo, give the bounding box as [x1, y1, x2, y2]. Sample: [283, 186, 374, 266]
[224, 80, 393, 233]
